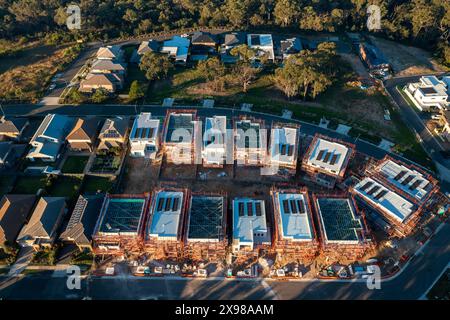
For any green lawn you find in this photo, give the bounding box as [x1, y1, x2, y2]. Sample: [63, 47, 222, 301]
[0, 175, 15, 197]
[91, 155, 122, 173]
[12, 176, 50, 194]
[47, 175, 82, 200]
[81, 175, 115, 194]
[62, 156, 89, 174]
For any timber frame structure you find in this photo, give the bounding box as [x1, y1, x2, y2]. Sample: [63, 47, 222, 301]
[144, 187, 189, 260]
[351, 155, 440, 237]
[182, 191, 228, 262]
[312, 193, 375, 262]
[92, 193, 151, 256]
[162, 109, 199, 164]
[270, 187, 319, 262]
[233, 115, 267, 166]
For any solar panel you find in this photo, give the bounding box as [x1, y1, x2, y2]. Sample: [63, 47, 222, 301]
[238, 202, 244, 216]
[367, 186, 381, 195]
[287, 145, 294, 156]
[394, 170, 407, 181]
[374, 189, 388, 200]
[280, 144, 287, 155]
[282, 200, 290, 213]
[316, 150, 325, 161]
[360, 181, 373, 191]
[296, 199, 305, 214]
[164, 198, 172, 211]
[157, 197, 164, 211]
[255, 202, 262, 216]
[401, 175, 414, 185]
[329, 154, 338, 165]
[409, 180, 422, 190]
[247, 202, 253, 216]
[323, 152, 331, 163]
[290, 199, 298, 214]
[172, 197, 179, 211]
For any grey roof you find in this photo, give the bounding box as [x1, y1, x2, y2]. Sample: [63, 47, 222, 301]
[191, 32, 217, 45]
[31, 114, 73, 142]
[18, 197, 65, 240]
[166, 113, 194, 143]
[0, 194, 36, 243]
[0, 141, 12, 160]
[0, 117, 28, 134]
[224, 32, 245, 47]
[60, 194, 105, 245]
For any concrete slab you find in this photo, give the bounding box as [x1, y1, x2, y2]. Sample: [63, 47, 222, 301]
[336, 124, 352, 135]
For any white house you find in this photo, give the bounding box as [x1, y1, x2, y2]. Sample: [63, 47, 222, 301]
[247, 34, 275, 62]
[26, 114, 73, 162]
[232, 198, 270, 252]
[202, 116, 228, 167]
[129, 113, 160, 159]
[268, 125, 299, 170]
[405, 76, 449, 111]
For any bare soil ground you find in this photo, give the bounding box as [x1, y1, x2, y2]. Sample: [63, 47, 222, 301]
[340, 53, 371, 79]
[121, 157, 161, 193]
[159, 158, 197, 181]
[197, 164, 234, 181]
[369, 36, 447, 76]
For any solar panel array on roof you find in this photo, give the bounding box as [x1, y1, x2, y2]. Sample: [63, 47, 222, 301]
[394, 170, 407, 180]
[374, 189, 388, 200]
[316, 150, 325, 161]
[157, 196, 181, 212]
[329, 154, 338, 165]
[401, 175, 414, 185]
[172, 197, 179, 211]
[297, 199, 305, 214]
[157, 198, 164, 211]
[323, 152, 331, 163]
[290, 199, 298, 213]
[367, 186, 381, 195]
[287, 145, 294, 156]
[360, 181, 373, 191]
[409, 180, 422, 190]
[247, 202, 253, 216]
[238, 202, 244, 216]
[283, 199, 290, 213]
[255, 202, 262, 216]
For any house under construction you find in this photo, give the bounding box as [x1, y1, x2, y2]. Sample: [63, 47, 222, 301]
[231, 198, 271, 261]
[270, 187, 319, 262]
[301, 134, 355, 188]
[144, 188, 189, 260]
[234, 116, 266, 166]
[92, 193, 150, 256]
[267, 122, 300, 175]
[183, 192, 228, 262]
[202, 115, 232, 167]
[162, 109, 199, 164]
[312, 193, 374, 262]
[351, 156, 439, 237]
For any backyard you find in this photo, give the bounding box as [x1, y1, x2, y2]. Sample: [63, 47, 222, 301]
[62, 156, 89, 174]
[12, 175, 50, 194]
[91, 154, 122, 173]
[47, 175, 83, 201]
[81, 175, 116, 194]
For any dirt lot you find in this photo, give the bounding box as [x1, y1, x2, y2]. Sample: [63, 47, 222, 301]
[121, 157, 161, 193]
[159, 159, 198, 181]
[369, 36, 447, 76]
[340, 53, 371, 79]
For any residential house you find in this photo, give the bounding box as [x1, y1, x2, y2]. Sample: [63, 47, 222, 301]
[97, 117, 129, 152]
[0, 142, 13, 168]
[129, 113, 160, 159]
[26, 114, 73, 162]
[79, 73, 123, 93]
[359, 43, 390, 75]
[220, 32, 245, 63]
[202, 116, 229, 167]
[60, 194, 105, 251]
[301, 134, 355, 188]
[404, 76, 449, 111]
[163, 110, 198, 164]
[436, 110, 450, 141]
[278, 37, 303, 60]
[0, 116, 29, 141]
[17, 197, 66, 250]
[234, 117, 266, 166]
[268, 123, 299, 173]
[137, 39, 160, 56]
[190, 32, 218, 61]
[232, 198, 270, 254]
[66, 118, 99, 152]
[96, 45, 124, 61]
[160, 35, 190, 65]
[247, 34, 275, 62]
[0, 194, 36, 244]
[91, 60, 126, 75]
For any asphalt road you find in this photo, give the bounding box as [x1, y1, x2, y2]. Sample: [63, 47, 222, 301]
[384, 75, 450, 190]
[1, 219, 448, 300]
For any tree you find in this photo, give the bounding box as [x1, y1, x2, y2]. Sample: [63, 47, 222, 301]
[196, 57, 225, 81]
[140, 52, 173, 81]
[233, 62, 260, 93]
[91, 88, 109, 104]
[129, 80, 145, 101]
[274, 0, 299, 27]
[230, 44, 257, 62]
